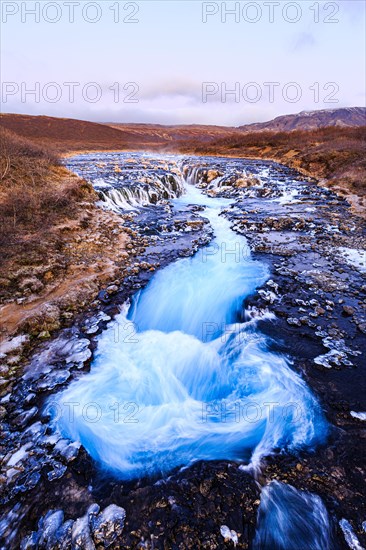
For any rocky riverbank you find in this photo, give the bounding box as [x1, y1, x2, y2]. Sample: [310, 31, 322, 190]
[211, 163, 366, 549]
[0, 152, 365, 549]
[0, 155, 214, 547]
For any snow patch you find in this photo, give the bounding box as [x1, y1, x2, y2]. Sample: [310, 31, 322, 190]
[220, 525, 238, 546]
[339, 519, 365, 550]
[0, 334, 29, 358]
[338, 247, 366, 273]
[350, 411, 366, 421]
[273, 188, 299, 205]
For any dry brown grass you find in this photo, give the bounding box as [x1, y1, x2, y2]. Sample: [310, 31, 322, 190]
[0, 113, 145, 152]
[0, 128, 96, 259]
[0, 126, 134, 343]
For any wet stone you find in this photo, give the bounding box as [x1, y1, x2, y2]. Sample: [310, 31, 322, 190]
[20, 531, 41, 550]
[33, 369, 71, 392]
[0, 405, 6, 420]
[14, 471, 41, 494]
[53, 439, 81, 463]
[54, 519, 74, 550]
[22, 421, 47, 443]
[71, 514, 95, 550]
[106, 285, 119, 295]
[12, 407, 38, 429]
[87, 503, 101, 520]
[286, 317, 302, 327]
[90, 504, 126, 547]
[342, 305, 355, 317]
[38, 510, 64, 548]
[47, 462, 67, 482]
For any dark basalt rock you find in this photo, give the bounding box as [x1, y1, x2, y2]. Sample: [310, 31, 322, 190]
[105, 461, 260, 549]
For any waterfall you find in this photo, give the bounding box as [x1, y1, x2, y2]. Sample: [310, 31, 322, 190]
[183, 164, 207, 186]
[66, 153, 185, 211]
[50, 168, 328, 480]
[98, 173, 185, 211]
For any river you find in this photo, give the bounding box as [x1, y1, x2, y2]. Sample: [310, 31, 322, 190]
[51, 154, 333, 548]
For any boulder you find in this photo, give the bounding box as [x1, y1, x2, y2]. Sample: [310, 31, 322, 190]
[90, 505, 126, 547]
[234, 177, 260, 188]
[342, 305, 355, 317]
[206, 170, 223, 183]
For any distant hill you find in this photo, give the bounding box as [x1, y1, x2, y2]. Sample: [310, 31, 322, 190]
[0, 114, 238, 153]
[0, 114, 157, 152]
[0, 114, 236, 152]
[106, 122, 234, 144]
[1, 109, 365, 153]
[239, 107, 366, 132]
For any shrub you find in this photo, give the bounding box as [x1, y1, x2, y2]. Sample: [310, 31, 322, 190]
[0, 128, 95, 261]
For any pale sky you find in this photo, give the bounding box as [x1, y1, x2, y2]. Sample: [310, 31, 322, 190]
[1, 0, 365, 125]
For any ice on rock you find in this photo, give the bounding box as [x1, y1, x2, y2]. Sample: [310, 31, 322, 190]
[339, 519, 365, 550]
[23, 334, 91, 383]
[64, 339, 92, 364]
[71, 514, 96, 550]
[314, 349, 349, 369]
[13, 407, 38, 428]
[20, 531, 41, 549]
[22, 421, 47, 444]
[314, 334, 361, 368]
[90, 504, 126, 547]
[20, 503, 126, 550]
[38, 510, 64, 548]
[53, 439, 81, 462]
[350, 411, 366, 421]
[34, 369, 71, 391]
[220, 525, 238, 546]
[55, 519, 74, 549]
[7, 443, 32, 466]
[87, 503, 101, 520]
[0, 334, 29, 358]
[258, 289, 278, 303]
[47, 462, 67, 481]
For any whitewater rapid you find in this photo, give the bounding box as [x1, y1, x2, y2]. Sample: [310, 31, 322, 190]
[51, 172, 328, 479]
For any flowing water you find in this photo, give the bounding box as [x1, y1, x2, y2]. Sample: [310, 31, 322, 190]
[252, 481, 334, 550]
[50, 154, 333, 548]
[53, 159, 328, 479]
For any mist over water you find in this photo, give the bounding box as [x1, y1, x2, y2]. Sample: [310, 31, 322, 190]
[52, 162, 328, 480]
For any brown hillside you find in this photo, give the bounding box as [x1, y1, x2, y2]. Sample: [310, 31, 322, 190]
[107, 123, 237, 143]
[0, 114, 236, 152]
[0, 127, 131, 340]
[0, 114, 152, 152]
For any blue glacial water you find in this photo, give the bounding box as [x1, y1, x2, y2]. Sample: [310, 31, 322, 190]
[52, 172, 328, 480]
[252, 481, 335, 550]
